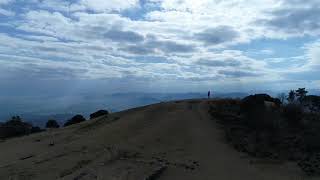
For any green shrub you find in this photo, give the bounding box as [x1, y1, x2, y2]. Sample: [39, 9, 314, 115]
[90, 110, 109, 119]
[64, 115, 86, 127]
[241, 94, 281, 131]
[0, 116, 33, 138]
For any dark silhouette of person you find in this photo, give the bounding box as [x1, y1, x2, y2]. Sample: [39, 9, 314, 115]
[208, 91, 211, 99]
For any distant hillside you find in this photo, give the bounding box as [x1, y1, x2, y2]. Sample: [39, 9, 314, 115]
[309, 89, 320, 95]
[0, 92, 249, 126]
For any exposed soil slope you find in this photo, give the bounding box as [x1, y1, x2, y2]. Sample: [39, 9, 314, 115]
[0, 100, 315, 179]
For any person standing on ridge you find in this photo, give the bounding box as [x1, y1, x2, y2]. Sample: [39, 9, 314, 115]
[208, 91, 211, 99]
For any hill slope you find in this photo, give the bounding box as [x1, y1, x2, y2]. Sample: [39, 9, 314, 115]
[0, 100, 315, 179]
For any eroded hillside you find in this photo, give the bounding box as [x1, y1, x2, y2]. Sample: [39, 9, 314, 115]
[0, 100, 316, 180]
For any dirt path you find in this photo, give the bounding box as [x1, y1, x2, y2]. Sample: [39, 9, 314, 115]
[0, 100, 316, 179]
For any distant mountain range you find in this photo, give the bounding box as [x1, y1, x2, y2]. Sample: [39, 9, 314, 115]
[4, 90, 316, 127]
[308, 89, 320, 96]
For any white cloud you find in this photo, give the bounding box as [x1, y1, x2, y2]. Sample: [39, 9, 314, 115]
[18, 10, 73, 39]
[0, 0, 319, 91]
[0, 8, 13, 16]
[0, 0, 14, 16]
[305, 41, 320, 66]
[260, 49, 274, 55]
[79, 0, 139, 12]
[257, 0, 320, 37]
[0, 0, 12, 5]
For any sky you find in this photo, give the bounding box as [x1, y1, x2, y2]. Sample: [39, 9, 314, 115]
[0, 0, 320, 95]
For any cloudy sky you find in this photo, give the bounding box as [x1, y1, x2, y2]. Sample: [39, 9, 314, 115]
[0, 0, 320, 94]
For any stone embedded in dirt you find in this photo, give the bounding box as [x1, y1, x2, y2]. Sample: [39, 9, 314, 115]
[20, 155, 34, 160]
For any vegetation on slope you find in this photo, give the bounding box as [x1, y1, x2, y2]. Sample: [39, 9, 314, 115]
[209, 88, 320, 176]
[0, 116, 43, 139]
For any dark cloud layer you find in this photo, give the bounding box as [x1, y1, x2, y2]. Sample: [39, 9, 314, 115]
[259, 1, 320, 35]
[197, 58, 242, 67]
[104, 29, 145, 43]
[120, 36, 195, 54]
[120, 45, 155, 55]
[194, 26, 239, 45]
[218, 70, 260, 77]
[146, 38, 196, 53]
[0, 63, 88, 80]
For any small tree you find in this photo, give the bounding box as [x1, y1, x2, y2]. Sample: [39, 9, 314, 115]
[0, 116, 33, 138]
[287, 90, 296, 103]
[296, 88, 308, 104]
[46, 120, 60, 129]
[10, 116, 22, 122]
[64, 115, 86, 127]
